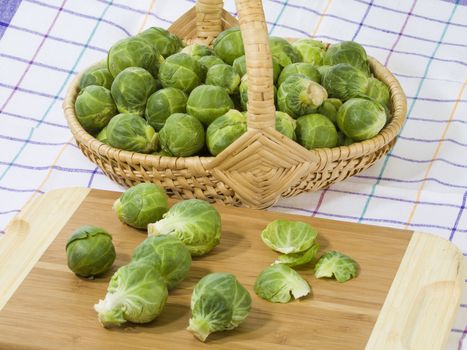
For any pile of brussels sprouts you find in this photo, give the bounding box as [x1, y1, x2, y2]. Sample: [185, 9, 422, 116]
[74, 26, 391, 157]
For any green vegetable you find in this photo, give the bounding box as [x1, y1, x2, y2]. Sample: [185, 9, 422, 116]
[213, 27, 245, 65]
[365, 77, 390, 106]
[277, 63, 321, 86]
[205, 64, 241, 94]
[254, 264, 310, 303]
[337, 132, 354, 146]
[269, 36, 302, 67]
[145, 87, 187, 131]
[323, 41, 370, 75]
[314, 251, 359, 282]
[186, 85, 234, 126]
[148, 199, 221, 256]
[275, 111, 296, 140]
[159, 53, 204, 93]
[80, 65, 114, 90]
[66, 225, 116, 278]
[198, 55, 225, 71]
[233, 55, 282, 83]
[292, 38, 325, 66]
[206, 110, 247, 156]
[321, 63, 369, 101]
[272, 243, 320, 267]
[296, 113, 338, 149]
[96, 126, 108, 144]
[261, 219, 318, 254]
[137, 27, 183, 58]
[317, 98, 342, 125]
[181, 43, 214, 59]
[317, 65, 332, 78]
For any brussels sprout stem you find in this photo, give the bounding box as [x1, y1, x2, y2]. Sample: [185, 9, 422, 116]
[148, 217, 189, 236]
[187, 318, 211, 342]
[94, 291, 126, 328]
[302, 84, 326, 108]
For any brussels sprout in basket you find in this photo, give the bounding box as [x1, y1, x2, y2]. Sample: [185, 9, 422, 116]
[206, 109, 247, 156]
[314, 251, 359, 282]
[205, 64, 241, 95]
[145, 87, 187, 131]
[213, 27, 245, 65]
[79, 64, 113, 90]
[275, 111, 296, 140]
[277, 62, 321, 86]
[292, 38, 326, 66]
[182, 43, 214, 59]
[159, 53, 204, 94]
[136, 27, 183, 58]
[96, 126, 108, 144]
[324, 40, 370, 75]
[187, 85, 234, 126]
[261, 219, 318, 254]
[198, 55, 225, 71]
[317, 98, 342, 125]
[366, 77, 390, 106]
[269, 36, 302, 68]
[321, 63, 368, 101]
[296, 113, 339, 149]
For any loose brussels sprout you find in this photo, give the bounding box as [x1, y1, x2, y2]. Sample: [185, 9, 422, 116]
[254, 264, 310, 303]
[113, 183, 168, 229]
[269, 37, 302, 68]
[366, 77, 390, 106]
[66, 225, 116, 278]
[317, 98, 342, 125]
[107, 36, 163, 78]
[75, 85, 117, 134]
[148, 199, 221, 256]
[80, 65, 114, 90]
[233, 55, 282, 83]
[111, 67, 157, 115]
[132, 235, 192, 290]
[181, 43, 214, 59]
[314, 251, 359, 282]
[213, 27, 245, 65]
[94, 260, 168, 327]
[145, 88, 187, 131]
[337, 98, 386, 141]
[296, 113, 339, 149]
[188, 272, 251, 342]
[107, 113, 158, 153]
[277, 75, 328, 118]
[96, 126, 108, 144]
[137, 27, 183, 58]
[321, 63, 368, 101]
[275, 111, 296, 140]
[198, 55, 225, 71]
[292, 38, 326, 66]
[323, 41, 370, 75]
[206, 110, 247, 156]
[158, 113, 205, 157]
[186, 85, 234, 126]
[261, 219, 318, 254]
[159, 53, 204, 94]
[273, 243, 320, 267]
[205, 64, 241, 95]
[277, 62, 321, 86]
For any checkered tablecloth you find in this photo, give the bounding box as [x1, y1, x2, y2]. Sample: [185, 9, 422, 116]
[0, 0, 466, 347]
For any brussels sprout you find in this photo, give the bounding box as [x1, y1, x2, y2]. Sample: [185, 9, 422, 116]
[148, 199, 221, 256]
[107, 113, 158, 153]
[198, 55, 225, 71]
[66, 225, 115, 278]
[272, 243, 320, 267]
[277, 62, 321, 86]
[337, 131, 355, 146]
[94, 260, 168, 327]
[254, 264, 310, 303]
[213, 27, 245, 65]
[317, 65, 332, 78]
[111, 67, 157, 115]
[206, 110, 247, 156]
[182, 43, 214, 59]
[261, 219, 317, 254]
[296, 113, 338, 149]
[323, 41, 370, 75]
[317, 98, 342, 125]
[137, 27, 183, 58]
[337, 98, 386, 141]
[113, 183, 168, 229]
[186, 85, 234, 126]
[188, 272, 251, 341]
[292, 38, 325, 66]
[96, 126, 108, 144]
[80, 66, 114, 90]
[158, 113, 205, 157]
[365, 77, 390, 106]
[159, 53, 204, 93]
[269, 37, 302, 68]
[277, 75, 328, 118]
[233, 55, 282, 83]
[205, 64, 241, 95]
[145, 88, 187, 131]
[132, 235, 191, 290]
[107, 36, 163, 78]
[275, 111, 296, 140]
[75, 85, 117, 134]
[321, 63, 369, 101]
[314, 251, 359, 282]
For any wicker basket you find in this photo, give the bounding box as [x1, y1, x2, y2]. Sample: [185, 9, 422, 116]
[63, 0, 407, 209]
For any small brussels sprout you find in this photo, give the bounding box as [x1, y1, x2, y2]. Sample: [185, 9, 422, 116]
[314, 251, 359, 282]
[111, 67, 157, 115]
[275, 111, 296, 140]
[158, 113, 205, 157]
[296, 113, 338, 149]
[365, 77, 390, 106]
[107, 113, 158, 153]
[186, 85, 234, 126]
[337, 131, 355, 146]
[323, 41, 370, 75]
[96, 126, 108, 144]
[261, 219, 318, 254]
[198, 55, 225, 71]
[273, 243, 320, 267]
[206, 110, 247, 156]
[233, 55, 282, 83]
[181, 43, 214, 59]
[188, 272, 251, 342]
[159, 53, 204, 93]
[321, 63, 369, 101]
[113, 183, 168, 229]
[205, 64, 241, 95]
[277, 62, 321, 86]
[75, 85, 117, 134]
[292, 38, 325, 66]
[317, 98, 342, 125]
[254, 264, 310, 303]
[337, 98, 386, 141]
[132, 235, 192, 290]
[213, 27, 245, 65]
[137, 27, 183, 58]
[145, 88, 187, 131]
[277, 75, 328, 118]
[94, 260, 168, 327]
[79, 65, 114, 90]
[65, 225, 116, 278]
[148, 199, 221, 256]
[269, 36, 302, 68]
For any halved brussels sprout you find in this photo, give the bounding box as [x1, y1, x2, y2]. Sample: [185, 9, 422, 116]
[233, 55, 282, 83]
[96, 126, 108, 144]
[321, 63, 368, 101]
[314, 251, 359, 282]
[272, 243, 320, 267]
[137, 27, 183, 58]
[261, 219, 318, 254]
[187, 85, 234, 126]
[317, 98, 342, 125]
[205, 64, 241, 95]
[213, 27, 245, 65]
[275, 111, 296, 140]
[198, 55, 225, 71]
[182, 43, 214, 59]
[323, 41, 370, 75]
[145, 87, 187, 131]
[80, 65, 114, 90]
[296, 113, 339, 149]
[159, 53, 204, 93]
[277, 62, 321, 86]
[365, 77, 390, 106]
[269, 36, 302, 68]
[292, 38, 325, 66]
[206, 109, 247, 156]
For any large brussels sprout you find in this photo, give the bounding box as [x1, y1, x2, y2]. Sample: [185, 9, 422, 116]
[113, 183, 168, 229]
[107, 113, 158, 153]
[317, 98, 342, 125]
[233, 55, 282, 83]
[273, 243, 320, 267]
[206, 110, 247, 156]
[269, 37, 302, 68]
[317, 65, 332, 78]
[66, 225, 116, 278]
[365, 77, 390, 106]
[323, 41, 370, 75]
[292, 38, 325, 66]
[275, 111, 296, 140]
[75, 85, 117, 134]
[94, 260, 168, 327]
[337, 98, 386, 141]
[148, 199, 221, 256]
[159, 53, 204, 93]
[137, 27, 183, 58]
[277, 75, 328, 118]
[186, 85, 234, 126]
[182, 43, 214, 59]
[96, 126, 108, 144]
[132, 235, 191, 290]
[198, 55, 224, 71]
[261, 219, 318, 254]
[314, 251, 359, 282]
[296, 113, 339, 149]
[145, 88, 187, 131]
[213, 27, 245, 65]
[158, 113, 205, 157]
[107, 36, 163, 78]
[188, 273, 251, 341]
[254, 264, 310, 303]
[80, 65, 114, 90]
[321, 63, 368, 101]
[111, 67, 157, 115]
[206, 64, 241, 95]
[277, 62, 321, 86]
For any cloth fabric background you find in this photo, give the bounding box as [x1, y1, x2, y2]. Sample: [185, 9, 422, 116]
[0, 0, 466, 347]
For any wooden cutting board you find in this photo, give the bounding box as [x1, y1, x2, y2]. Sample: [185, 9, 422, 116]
[0, 188, 463, 350]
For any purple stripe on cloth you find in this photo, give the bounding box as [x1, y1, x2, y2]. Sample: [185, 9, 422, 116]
[450, 191, 467, 240]
[95, 0, 172, 24]
[352, 0, 373, 40]
[87, 167, 100, 187]
[442, 0, 467, 5]
[1, 111, 68, 128]
[355, 175, 467, 190]
[0, 185, 44, 193]
[0, 81, 65, 100]
[411, 116, 467, 125]
[0, 133, 77, 147]
[0, 209, 20, 215]
[452, 328, 467, 334]
[0, 160, 104, 174]
[399, 136, 467, 148]
[389, 154, 467, 169]
[407, 96, 467, 103]
[0, 0, 23, 39]
[0, 52, 76, 74]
